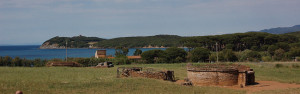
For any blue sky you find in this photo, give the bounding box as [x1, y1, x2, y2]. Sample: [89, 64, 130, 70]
[0, 0, 300, 45]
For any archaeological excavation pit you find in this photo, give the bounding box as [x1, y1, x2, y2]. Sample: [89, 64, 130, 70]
[186, 63, 255, 87]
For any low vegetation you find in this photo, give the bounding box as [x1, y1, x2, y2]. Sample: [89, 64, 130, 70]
[1, 62, 300, 94]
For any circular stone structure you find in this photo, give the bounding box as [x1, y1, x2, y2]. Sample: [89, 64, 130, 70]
[187, 64, 255, 87]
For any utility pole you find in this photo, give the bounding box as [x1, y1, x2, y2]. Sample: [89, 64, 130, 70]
[216, 42, 219, 63]
[66, 40, 68, 62]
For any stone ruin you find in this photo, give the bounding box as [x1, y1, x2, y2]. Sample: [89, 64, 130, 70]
[186, 63, 255, 87]
[95, 62, 114, 68]
[117, 67, 175, 81]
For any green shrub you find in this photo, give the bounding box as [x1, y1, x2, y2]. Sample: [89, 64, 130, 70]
[141, 49, 166, 63]
[261, 56, 272, 62]
[165, 47, 187, 63]
[275, 64, 284, 68]
[188, 47, 210, 62]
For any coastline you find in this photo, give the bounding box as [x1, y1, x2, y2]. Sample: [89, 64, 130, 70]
[39, 46, 188, 49]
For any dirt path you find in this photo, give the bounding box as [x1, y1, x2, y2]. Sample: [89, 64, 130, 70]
[176, 80, 300, 94]
[225, 81, 300, 94]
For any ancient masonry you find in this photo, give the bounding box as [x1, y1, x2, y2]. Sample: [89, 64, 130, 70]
[186, 63, 255, 87]
[117, 67, 175, 81]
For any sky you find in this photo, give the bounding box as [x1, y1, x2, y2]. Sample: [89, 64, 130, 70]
[0, 0, 300, 45]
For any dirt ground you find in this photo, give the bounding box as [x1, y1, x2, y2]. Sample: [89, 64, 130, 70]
[176, 80, 300, 94]
[227, 81, 300, 94]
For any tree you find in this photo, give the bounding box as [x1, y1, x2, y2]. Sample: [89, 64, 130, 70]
[274, 48, 285, 61]
[225, 44, 234, 49]
[12, 57, 22, 66]
[133, 49, 142, 56]
[188, 47, 210, 62]
[289, 47, 300, 61]
[268, 45, 279, 56]
[222, 49, 238, 62]
[0, 56, 3, 66]
[3, 56, 12, 66]
[264, 35, 279, 45]
[115, 47, 129, 57]
[164, 47, 187, 63]
[247, 50, 262, 61]
[275, 42, 290, 52]
[141, 49, 166, 63]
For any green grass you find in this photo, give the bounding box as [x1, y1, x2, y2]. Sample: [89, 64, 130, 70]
[243, 62, 300, 84]
[1, 62, 300, 94]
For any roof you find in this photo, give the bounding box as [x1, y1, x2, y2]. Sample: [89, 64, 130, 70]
[127, 56, 142, 59]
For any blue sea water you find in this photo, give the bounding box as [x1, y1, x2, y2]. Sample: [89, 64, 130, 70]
[0, 45, 168, 60]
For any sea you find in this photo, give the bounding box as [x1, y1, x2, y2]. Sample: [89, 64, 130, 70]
[0, 45, 169, 60]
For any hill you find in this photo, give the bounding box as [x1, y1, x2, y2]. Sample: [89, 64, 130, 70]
[40, 25, 300, 49]
[40, 35, 105, 49]
[253, 25, 300, 34]
[40, 35, 183, 49]
[96, 35, 184, 48]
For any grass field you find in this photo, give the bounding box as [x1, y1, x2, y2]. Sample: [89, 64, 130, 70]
[0, 62, 300, 94]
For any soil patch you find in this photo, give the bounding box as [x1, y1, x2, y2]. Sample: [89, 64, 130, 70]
[176, 80, 300, 94]
[225, 81, 300, 94]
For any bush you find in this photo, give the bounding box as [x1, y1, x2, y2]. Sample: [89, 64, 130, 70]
[261, 56, 272, 62]
[114, 57, 131, 65]
[275, 64, 284, 68]
[237, 49, 261, 62]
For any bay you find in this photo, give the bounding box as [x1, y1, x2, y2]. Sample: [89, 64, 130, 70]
[0, 45, 169, 60]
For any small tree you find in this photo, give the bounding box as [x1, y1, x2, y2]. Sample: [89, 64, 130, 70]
[289, 47, 300, 61]
[247, 50, 262, 61]
[267, 45, 279, 56]
[164, 47, 187, 63]
[0, 56, 3, 66]
[115, 47, 129, 57]
[133, 49, 142, 56]
[141, 49, 166, 63]
[188, 47, 210, 62]
[237, 49, 261, 62]
[274, 48, 285, 61]
[3, 56, 12, 66]
[222, 49, 238, 62]
[12, 57, 22, 67]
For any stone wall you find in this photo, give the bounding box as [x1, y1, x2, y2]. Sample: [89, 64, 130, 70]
[187, 70, 239, 86]
[117, 67, 175, 81]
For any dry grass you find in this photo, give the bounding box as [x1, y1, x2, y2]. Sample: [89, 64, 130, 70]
[0, 62, 300, 94]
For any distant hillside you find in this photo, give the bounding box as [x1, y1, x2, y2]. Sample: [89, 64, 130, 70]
[40, 35, 105, 49]
[40, 35, 183, 49]
[96, 35, 184, 48]
[41, 26, 300, 49]
[253, 25, 300, 34]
